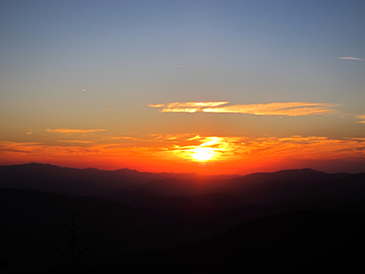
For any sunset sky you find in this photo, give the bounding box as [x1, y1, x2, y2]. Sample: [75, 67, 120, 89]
[1, 0, 365, 174]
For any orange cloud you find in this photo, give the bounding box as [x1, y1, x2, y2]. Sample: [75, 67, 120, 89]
[203, 102, 334, 116]
[355, 115, 365, 124]
[3, 135, 364, 161]
[47, 129, 106, 133]
[1, 134, 364, 173]
[245, 136, 365, 165]
[166, 136, 245, 162]
[150, 101, 336, 116]
[108, 136, 139, 140]
[149, 102, 228, 108]
[149, 102, 229, 113]
[158, 135, 364, 163]
[57, 140, 94, 144]
[0, 141, 42, 153]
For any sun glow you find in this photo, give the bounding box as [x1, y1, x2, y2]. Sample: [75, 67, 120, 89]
[191, 147, 216, 162]
[175, 136, 236, 162]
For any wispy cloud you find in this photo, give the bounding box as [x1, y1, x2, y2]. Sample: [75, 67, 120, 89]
[149, 103, 166, 108]
[150, 101, 336, 116]
[57, 140, 94, 144]
[203, 102, 334, 116]
[355, 115, 365, 124]
[47, 129, 106, 133]
[149, 102, 228, 113]
[337, 57, 364, 61]
[0, 141, 43, 154]
[109, 136, 137, 140]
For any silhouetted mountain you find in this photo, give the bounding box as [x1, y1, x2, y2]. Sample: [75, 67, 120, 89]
[326, 172, 365, 196]
[0, 188, 197, 273]
[0, 163, 136, 196]
[220, 167, 350, 192]
[213, 168, 358, 204]
[1, 169, 365, 273]
[103, 188, 162, 204]
[0, 163, 236, 198]
[100, 210, 365, 273]
[115, 168, 363, 207]
[116, 191, 245, 210]
[124, 176, 217, 196]
[0, 187, 298, 273]
[2, 163, 365, 213]
[113, 167, 237, 181]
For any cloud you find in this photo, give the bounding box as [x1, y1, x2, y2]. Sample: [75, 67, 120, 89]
[150, 101, 336, 116]
[188, 135, 202, 141]
[246, 136, 365, 160]
[149, 103, 165, 108]
[355, 115, 365, 124]
[57, 140, 94, 144]
[0, 141, 43, 154]
[47, 129, 106, 133]
[203, 102, 334, 116]
[108, 136, 139, 141]
[337, 57, 364, 61]
[1, 135, 365, 168]
[170, 136, 241, 162]
[118, 135, 365, 162]
[149, 102, 229, 113]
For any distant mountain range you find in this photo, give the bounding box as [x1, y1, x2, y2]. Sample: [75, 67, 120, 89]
[0, 162, 235, 196]
[1, 163, 364, 207]
[1, 163, 365, 273]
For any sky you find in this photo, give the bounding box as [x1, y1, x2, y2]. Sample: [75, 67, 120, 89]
[1, 0, 365, 175]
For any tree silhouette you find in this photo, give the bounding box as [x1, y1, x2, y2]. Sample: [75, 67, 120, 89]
[50, 212, 93, 274]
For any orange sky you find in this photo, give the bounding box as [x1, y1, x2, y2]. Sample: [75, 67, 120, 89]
[1, 132, 365, 174]
[1, 2, 365, 174]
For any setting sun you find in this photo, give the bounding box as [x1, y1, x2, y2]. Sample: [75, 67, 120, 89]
[191, 147, 216, 162]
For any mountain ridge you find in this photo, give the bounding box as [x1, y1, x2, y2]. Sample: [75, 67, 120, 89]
[1, 163, 363, 206]
[1, 163, 365, 273]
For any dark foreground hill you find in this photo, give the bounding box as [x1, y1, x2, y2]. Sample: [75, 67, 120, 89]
[1, 188, 365, 273]
[108, 210, 365, 274]
[0, 188, 270, 273]
[1, 163, 365, 273]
